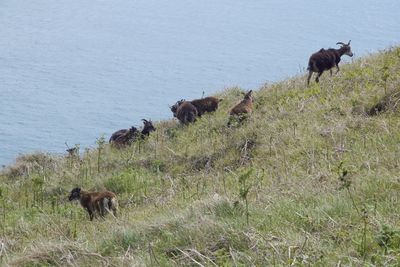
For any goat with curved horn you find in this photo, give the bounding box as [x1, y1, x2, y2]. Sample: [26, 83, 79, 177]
[336, 40, 351, 46]
[307, 41, 353, 85]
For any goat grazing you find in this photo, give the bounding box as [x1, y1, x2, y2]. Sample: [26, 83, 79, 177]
[190, 96, 222, 117]
[68, 187, 118, 221]
[109, 126, 138, 147]
[307, 40, 353, 86]
[228, 90, 253, 126]
[175, 101, 198, 124]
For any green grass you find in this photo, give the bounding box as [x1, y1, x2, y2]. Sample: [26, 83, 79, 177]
[1, 47, 400, 266]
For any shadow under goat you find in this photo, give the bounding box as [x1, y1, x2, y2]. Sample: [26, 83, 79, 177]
[307, 40, 353, 86]
[68, 187, 118, 221]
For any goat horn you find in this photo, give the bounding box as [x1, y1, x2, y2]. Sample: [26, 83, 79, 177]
[347, 40, 351, 45]
[141, 119, 148, 122]
[336, 42, 345, 46]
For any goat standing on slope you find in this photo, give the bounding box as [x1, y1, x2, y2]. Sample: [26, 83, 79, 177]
[68, 187, 118, 221]
[109, 126, 138, 147]
[109, 119, 156, 147]
[175, 101, 198, 124]
[307, 40, 353, 86]
[190, 96, 222, 117]
[170, 96, 222, 119]
[228, 90, 253, 127]
[170, 99, 185, 118]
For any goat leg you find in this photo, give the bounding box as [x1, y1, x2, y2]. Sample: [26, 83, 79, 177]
[307, 70, 313, 86]
[87, 208, 94, 221]
[315, 71, 323, 83]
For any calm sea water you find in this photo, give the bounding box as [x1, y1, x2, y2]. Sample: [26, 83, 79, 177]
[0, 0, 399, 166]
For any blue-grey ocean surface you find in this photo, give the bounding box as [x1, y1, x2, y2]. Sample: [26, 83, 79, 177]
[0, 0, 399, 165]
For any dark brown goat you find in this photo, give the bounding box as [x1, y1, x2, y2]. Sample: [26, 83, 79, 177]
[190, 96, 222, 116]
[307, 40, 353, 86]
[109, 126, 138, 146]
[228, 90, 253, 126]
[109, 120, 155, 147]
[68, 187, 118, 221]
[175, 101, 198, 124]
[170, 99, 185, 118]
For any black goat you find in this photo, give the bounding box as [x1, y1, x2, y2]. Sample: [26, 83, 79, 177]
[109, 126, 138, 145]
[139, 119, 156, 139]
[307, 40, 353, 86]
[109, 119, 155, 147]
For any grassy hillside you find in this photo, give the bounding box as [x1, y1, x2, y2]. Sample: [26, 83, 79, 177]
[1, 47, 400, 266]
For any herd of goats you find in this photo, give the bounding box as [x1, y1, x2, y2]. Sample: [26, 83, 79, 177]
[68, 40, 354, 220]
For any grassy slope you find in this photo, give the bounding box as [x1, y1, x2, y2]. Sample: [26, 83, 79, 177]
[1, 47, 400, 266]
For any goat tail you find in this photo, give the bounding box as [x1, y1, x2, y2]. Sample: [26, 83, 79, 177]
[102, 197, 118, 218]
[307, 61, 313, 71]
[110, 197, 118, 211]
[109, 197, 118, 217]
[307, 60, 317, 72]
